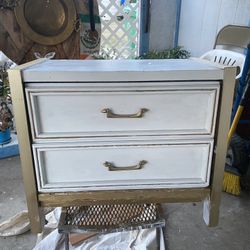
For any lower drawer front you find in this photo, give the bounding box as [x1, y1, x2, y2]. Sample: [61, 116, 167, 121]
[33, 141, 213, 192]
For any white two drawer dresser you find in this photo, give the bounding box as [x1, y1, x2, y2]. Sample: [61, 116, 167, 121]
[8, 59, 236, 233]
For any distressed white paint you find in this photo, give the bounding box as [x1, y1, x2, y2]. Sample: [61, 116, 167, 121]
[26, 87, 219, 140]
[21, 59, 224, 82]
[33, 140, 213, 192]
[179, 0, 250, 56]
[21, 60, 223, 194]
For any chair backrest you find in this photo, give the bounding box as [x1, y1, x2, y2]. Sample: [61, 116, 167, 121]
[214, 25, 250, 49]
[200, 49, 245, 79]
[200, 25, 250, 79]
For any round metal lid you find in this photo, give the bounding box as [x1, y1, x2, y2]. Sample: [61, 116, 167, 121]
[14, 0, 77, 45]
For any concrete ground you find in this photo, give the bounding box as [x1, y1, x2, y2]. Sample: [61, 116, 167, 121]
[0, 156, 250, 250]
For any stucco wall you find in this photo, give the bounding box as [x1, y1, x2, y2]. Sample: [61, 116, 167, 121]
[149, 0, 178, 51]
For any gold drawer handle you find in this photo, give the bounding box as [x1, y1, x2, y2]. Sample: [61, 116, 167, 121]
[104, 160, 147, 171]
[101, 108, 149, 118]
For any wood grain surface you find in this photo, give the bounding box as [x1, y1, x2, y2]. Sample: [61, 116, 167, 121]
[0, 7, 80, 64]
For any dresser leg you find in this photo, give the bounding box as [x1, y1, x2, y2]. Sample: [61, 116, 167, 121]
[8, 65, 46, 234]
[28, 206, 44, 233]
[203, 67, 237, 227]
[203, 194, 219, 226]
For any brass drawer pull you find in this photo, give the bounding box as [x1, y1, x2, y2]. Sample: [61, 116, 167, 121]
[104, 160, 147, 171]
[101, 108, 149, 118]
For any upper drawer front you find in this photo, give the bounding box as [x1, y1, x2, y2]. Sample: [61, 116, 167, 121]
[26, 86, 219, 140]
[33, 140, 213, 192]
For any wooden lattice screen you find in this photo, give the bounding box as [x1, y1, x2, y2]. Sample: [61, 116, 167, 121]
[97, 0, 140, 59]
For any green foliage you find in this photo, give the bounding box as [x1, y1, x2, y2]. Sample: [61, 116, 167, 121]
[0, 62, 12, 131]
[137, 46, 190, 59]
[92, 47, 120, 60]
[0, 63, 10, 99]
[92, 46, 190, 60]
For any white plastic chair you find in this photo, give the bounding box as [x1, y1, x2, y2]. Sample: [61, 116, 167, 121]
[200, 49, 245, 79]
[200, 25, 250, 79]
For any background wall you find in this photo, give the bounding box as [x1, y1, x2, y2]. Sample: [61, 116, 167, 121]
[178, 0, 250, 57]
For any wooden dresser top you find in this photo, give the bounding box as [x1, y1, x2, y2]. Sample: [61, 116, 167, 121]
[16, 59, 224, 82]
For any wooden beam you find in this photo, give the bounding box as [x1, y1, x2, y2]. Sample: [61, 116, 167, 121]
[203, 67, 236, 227]
[8, 59, 47, 233]
[39, 188, 211, 207]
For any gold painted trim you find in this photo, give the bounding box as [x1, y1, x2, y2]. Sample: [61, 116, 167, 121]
[11, 58, 47, 71]
[38, 188, 211, 207]
[8, 59, 47, 233]
[203, 67, 236, 227]
[101, 108, 149, 118]
[104, 160, 147, 171]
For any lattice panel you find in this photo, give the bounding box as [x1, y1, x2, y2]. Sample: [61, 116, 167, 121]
[97, 0, 140, 59]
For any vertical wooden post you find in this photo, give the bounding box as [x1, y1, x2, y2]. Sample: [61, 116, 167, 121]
[203, 67, 236, 226]
[8, 59, 46, 233]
